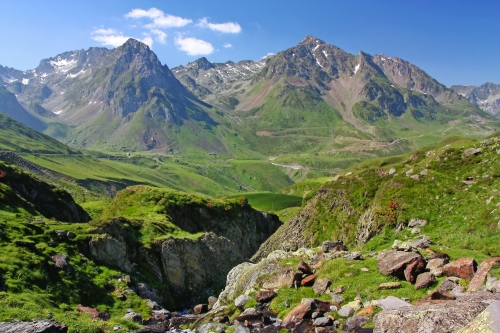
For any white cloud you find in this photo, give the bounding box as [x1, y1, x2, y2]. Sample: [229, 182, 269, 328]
[261, 52, 275, 59]
[174, 36, 214, 56]
[223, 43, 232, 48]
[91, 28, 130, 47]
[150, 29, 167, 44]
[197, 18, 241, 34]
[125, 8, 192, 29]
[91, 28, 152, 48]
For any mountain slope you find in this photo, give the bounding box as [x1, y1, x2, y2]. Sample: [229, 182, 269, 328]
[451, 82, 500, 118]
[0, 86, 46, 131]
[252, 133, 500, 261]
[0, 112, 76, 154]
[173, 36, 498, 174]
[6, 39, 230, 154]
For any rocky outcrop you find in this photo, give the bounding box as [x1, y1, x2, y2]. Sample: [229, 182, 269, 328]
[373, 292, 500, 333]
[0, 320, 68, 333]
[88, 190, 281, 307]
[468, 257, 500, 292]
[89, 234, 133, 273]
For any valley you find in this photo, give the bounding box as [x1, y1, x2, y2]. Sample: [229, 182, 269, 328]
[0, 35, 499, 332]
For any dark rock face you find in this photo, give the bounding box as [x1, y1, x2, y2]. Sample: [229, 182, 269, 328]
[373, 292, 500, 333]
[297, 260, 313, 274]
[377, 251, 424, 278]
[0, 320, 68, 333]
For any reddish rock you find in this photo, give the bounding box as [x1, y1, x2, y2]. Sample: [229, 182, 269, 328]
[301, 274, 317, 286]
[77, 305, 99, 319]
[314, 299, 337, 313]
[356, 305, 375, 316]
[256, 290, 276, 303]
[378, 282, 401, 290]
[430, 289, 456, 301]
[193, 304, 209, 314]
[442, 257, 477, 281]
[298, 260, 314, 275]
[263, 268, 302, 289]
[334, 285, 345, 294]
[281, 298, 315, 328]
[426, 258, 448, 277]
[404, 258, 426, 283]
[313, 278, 331, 295]
[52, 254, 69, 270]
[414, 272, 436, 290]
[313, 261, 324, 269]
[468, 257, 500, 292]
[377, 251, 424, 278]
[208, 296, 218, 307]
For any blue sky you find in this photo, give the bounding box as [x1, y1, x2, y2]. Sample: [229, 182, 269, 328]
[1, 0, 498, 86]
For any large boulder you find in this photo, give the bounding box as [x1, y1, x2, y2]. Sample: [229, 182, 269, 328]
[373, 292, 500, 333]
[442, 257, 477, 281]
[456, 300, 500, 333]
[213, 256, 284, 308]
[377, 251, 424, 278]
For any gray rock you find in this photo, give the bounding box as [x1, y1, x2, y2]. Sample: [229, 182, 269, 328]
[414, 272, 436, 289]
[457, 300, 500, 333]
[234, 322, 251, 333]
[408, 218, 427, 227]
[235, 295, 251, 308]
[0, 320, 68, 333]
[312, 317, 332, 327]
[377, 251, 424, 277]
[343, 316, 370, 332]
[51, 254, 69, 270]
[426, 258, 448, 277]
[89, 234, 133, 273]
[196, 323, 226, 333]
[463, 148, 482, 158]
[123, 311, 143, 323]
[375, 296, 413, 310]
[344, 252, 363, 260]
[373, 292, 500, 333]
[411, 227, 421, 234]
[136, 283, 162, 304]
[388, 168, 396, 175]
[147, 299, 162, 310]
[322, 241, 347, 253]
[330, 294, 344, 304]
[337, 305, 354, 317]
[313, 278, 331, 295]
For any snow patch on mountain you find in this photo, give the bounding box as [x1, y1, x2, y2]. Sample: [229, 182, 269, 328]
[50, 57, 77, 73]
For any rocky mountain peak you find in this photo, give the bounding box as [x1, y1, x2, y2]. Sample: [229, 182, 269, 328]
[190, 57, 215, 71]
[300, 35, 326, 47]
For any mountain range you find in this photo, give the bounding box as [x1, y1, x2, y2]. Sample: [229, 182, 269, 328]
[451, 82, 500, 118]
[0, 36, 498, 170]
